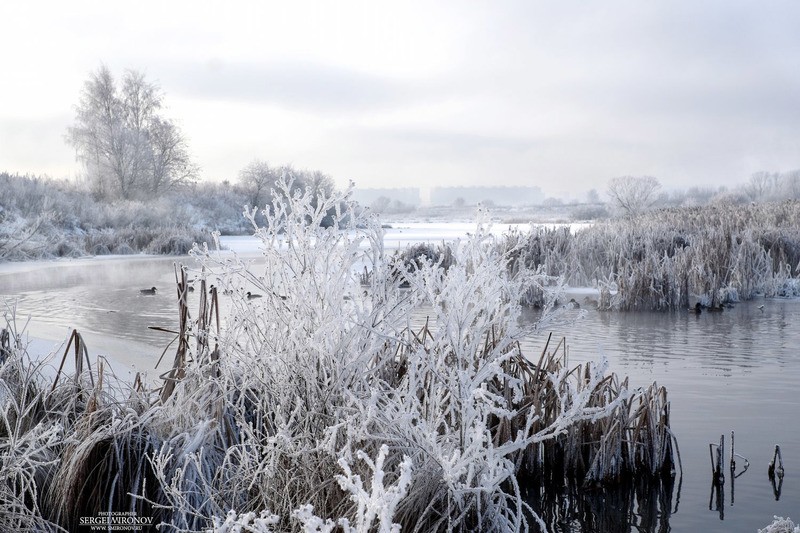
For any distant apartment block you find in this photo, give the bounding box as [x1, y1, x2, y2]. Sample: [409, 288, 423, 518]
[429, 186, 544, 206]
[351, 185, 544, 207]
[350, 187, 422, 207]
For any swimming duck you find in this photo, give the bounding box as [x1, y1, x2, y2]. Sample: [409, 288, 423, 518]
[690, 302, 702, 314]
[210, 285, 232, 295]
[567, 298, 580, 309]
[246, 291, 263, 300]
[140, 287, 157, 295]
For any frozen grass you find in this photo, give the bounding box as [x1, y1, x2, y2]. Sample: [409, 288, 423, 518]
[1, 181, 678, 531]
[505, 201, 800, 310]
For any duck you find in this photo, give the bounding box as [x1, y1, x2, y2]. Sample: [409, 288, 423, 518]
[210, 285, 232, 295]
[187, 286, 195, 293]
[690, 302, 702, 314]
[246, 291, 263, 300]
[567, 298, 580, 309]
[583, 296, 599, 307]
[140, 287, 157, 295]
[708, 304, 724, 312]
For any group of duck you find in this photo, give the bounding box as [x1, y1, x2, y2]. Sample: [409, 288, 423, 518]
[144, 287, 755, 315]
[562, 296, 741, 314]
[690, 302, 736, 314]
[139, 286, 263, 300]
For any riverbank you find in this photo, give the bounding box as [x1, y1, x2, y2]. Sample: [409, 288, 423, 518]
[0, 172, 239, 262]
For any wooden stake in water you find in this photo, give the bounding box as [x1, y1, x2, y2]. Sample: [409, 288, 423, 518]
[768, 445, 784, 480]
[710, 434, 725, 486]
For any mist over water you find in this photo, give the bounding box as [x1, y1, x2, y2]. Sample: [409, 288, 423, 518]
[1, 229, 798, 532]
[0, 256, 194, 380]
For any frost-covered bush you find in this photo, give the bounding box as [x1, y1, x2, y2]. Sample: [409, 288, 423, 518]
[388, 241, 455, 287]
[182, 181, 251, 235]
[0, 325, 63, 531]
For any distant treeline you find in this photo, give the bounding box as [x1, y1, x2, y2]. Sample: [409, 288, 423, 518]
[0, 167, 353, 261]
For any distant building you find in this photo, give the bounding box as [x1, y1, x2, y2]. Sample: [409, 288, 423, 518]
[350, 187, 422, 207]
[430, 186, 544, 206]
[350, 185, 545, 208]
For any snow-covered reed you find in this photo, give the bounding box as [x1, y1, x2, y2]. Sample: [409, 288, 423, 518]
[507, 201, 800, 310]
[1, 181, 678, 531]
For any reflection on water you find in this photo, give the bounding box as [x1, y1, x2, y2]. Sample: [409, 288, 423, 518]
[524, 474, 678, 533]
[1, 252, 799, 532]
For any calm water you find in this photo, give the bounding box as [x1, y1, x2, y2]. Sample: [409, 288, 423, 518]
[520, 298, 800, 532]
[0, 229, 798, 532]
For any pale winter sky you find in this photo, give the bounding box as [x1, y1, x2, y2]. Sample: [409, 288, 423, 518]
[1, 1, 799, 197]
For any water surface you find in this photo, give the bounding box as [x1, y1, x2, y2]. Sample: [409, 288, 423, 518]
[523, 298, 800, 532]
[0, 229, 797, 532]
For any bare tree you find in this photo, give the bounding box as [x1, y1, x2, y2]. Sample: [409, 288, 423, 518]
[301, 170, 338, 226]
[238, 160, 281, 208]
[783, 170, 800, 199]
[606, 176, 661, 216]
[149, 117, 196, 194]
[745, 171, 771, 202]
[237, 161, 344, 226]
[370, 196, 392, 213]
[67, 66, 119, 198]
[66, 66, 196, 200]
[301, 170, 335, 210]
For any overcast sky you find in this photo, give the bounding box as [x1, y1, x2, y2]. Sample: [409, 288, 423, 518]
[1, 1, 799, 197]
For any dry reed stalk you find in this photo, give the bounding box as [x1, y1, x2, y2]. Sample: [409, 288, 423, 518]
[483, 333, 679, 487]
[158, 265, 191, 403]
[50, 329, 93, 394]
[709, 434, 726, 486]
[768, 444, 784, 479]
[0, 327, 10, 364]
